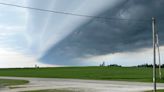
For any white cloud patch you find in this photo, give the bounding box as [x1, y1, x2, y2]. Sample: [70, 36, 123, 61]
[0, 48, 54, 68]
[77, 47, 164, 66]
[0, 0, 40, 67]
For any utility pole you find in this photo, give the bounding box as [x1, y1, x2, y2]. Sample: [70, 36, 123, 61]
[152, 17, 156, 92]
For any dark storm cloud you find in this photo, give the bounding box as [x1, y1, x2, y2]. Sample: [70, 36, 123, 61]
[40, 0, 164, 65]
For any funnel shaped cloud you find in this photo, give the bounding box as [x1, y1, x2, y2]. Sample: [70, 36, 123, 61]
[27, 0, 122, 56]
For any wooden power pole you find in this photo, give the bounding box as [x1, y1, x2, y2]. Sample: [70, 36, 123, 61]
[152, 17, 156, 92]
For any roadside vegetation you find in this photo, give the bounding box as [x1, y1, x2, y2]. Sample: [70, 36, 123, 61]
[0, 66, 163, 83]
[0, 79, 29, 87]
[145, 89, 164, 92]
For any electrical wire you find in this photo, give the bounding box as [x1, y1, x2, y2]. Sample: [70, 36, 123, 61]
[0, 2, 151, 22]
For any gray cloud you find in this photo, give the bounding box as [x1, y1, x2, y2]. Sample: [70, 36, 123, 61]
[40, 0, 164, 65]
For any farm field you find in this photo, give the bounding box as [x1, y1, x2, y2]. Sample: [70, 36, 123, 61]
[0, 66, 163, 83]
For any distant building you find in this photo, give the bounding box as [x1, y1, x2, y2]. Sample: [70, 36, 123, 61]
[35, 64, 39, 68]
[100, 61, 105, 67]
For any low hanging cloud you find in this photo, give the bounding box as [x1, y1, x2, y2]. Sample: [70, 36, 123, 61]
[38, 0, 164, 65]
[27, 0, 124, 57]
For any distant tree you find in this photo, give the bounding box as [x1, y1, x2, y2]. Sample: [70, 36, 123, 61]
[108, 64, 122, 67]
[137, 64, 153, 67]
[137, 63, 164, 68]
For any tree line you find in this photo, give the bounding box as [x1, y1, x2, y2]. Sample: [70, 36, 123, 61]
[99, 63, 164, 68]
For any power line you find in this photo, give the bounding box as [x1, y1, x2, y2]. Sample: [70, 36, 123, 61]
[0, 2, 151, 22]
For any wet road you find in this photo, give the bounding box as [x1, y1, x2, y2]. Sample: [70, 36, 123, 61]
[0, 77, 164, 92]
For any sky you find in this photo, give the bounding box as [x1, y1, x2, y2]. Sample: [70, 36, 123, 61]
[0, 0, 164, 67]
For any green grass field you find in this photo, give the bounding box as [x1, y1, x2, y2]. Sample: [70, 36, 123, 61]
[0, 66, 163, 83]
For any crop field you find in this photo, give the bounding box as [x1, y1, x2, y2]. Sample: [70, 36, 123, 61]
[0, 66, 163, 83]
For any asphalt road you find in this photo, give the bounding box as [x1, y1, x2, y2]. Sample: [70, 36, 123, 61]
[0, 77, 164, 92]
